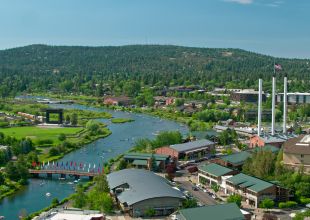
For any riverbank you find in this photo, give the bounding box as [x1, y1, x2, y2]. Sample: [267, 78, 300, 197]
[0, 101, 188, 220]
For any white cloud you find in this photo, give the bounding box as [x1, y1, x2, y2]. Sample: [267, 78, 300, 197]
[225, 0, 254, 4]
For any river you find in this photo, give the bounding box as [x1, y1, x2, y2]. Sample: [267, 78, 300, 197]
[0, 104, 188, 220]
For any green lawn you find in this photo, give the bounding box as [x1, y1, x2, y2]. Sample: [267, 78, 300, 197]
[0, 126, 83, 145]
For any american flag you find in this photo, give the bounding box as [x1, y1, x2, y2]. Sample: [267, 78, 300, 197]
[274, 63, 282, 71]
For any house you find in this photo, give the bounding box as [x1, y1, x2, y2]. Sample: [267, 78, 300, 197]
[277, 92, 310, 105]
[156, 139, 215, 160]
[224, 173, 277, 208]
[283, 135, 310, 173]
[107, 169, 185, 217]
[103, 96, 132, 106]
[123, 153, 171, 171]
[178, 203, 246, 220]
[153, 96, 175, 106]
[198, 163, 238, 188]
[231, 89, 266, 103]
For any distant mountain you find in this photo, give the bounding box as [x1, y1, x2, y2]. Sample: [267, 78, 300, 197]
[0, 44, 309, 96]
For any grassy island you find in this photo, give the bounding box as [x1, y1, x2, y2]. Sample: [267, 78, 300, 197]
[111, 118, 134, 124]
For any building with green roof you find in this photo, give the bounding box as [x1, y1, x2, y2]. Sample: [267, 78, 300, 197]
[198, 163, 238, 188]
[218, 151, 252, 169]
[124, 152, 171, 171]
[225, 173, 277, 208]
[178, 203, 245, 220]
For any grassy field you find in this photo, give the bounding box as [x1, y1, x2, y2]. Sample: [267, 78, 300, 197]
[0, 126, 83, 146]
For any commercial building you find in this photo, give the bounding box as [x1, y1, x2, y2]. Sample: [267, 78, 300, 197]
[43, 208, 104, 220]
[249, 134, 288, 148]
[123, 153, 171, 171]
[225, 173, 277, 208]
[103, 96, 132, 106]
[214, 146, 279, 170]
[198, 163, 238, 187]
[156, 139, 215, 160]
[231, 90, 266, 103]
[283, 135, 310, 173]
[216, 151, 252, 170]
[277, 92, 310, 105]
[178, 203, 246, 220]
[107, 169, 185, 217]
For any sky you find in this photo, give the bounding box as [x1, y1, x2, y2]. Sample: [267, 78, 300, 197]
[0, 0, 309, 58]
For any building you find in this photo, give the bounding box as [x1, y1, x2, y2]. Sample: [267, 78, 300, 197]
[178, 203, 246, 220]
[156, 139, 215, 160]
[153, 96, 175, 106]
[277, 92, 310, 105]
[231, 90, 266, 103]
[214, 125, 256, 137]
[249, 134, 287, 148]
[103, 96, 132, 106]
[43, 208, 104, 220]
[244, 109, 272, 121]
[216, 151, 252, 170]
[215, 146, 279, 170]
[123, 153, 171, 171]
[198, 163, 238, 188]
[225, 173, 277, 208]
[283, 135, 310, 173]
[107, 169, 185, 217]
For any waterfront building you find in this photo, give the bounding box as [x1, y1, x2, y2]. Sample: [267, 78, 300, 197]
[107, 169, 185, 217]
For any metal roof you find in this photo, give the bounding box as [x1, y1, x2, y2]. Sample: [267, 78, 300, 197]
[107, 169, 185, 206]
[179, 203, 245, 220]
[220, 151, 252, 166]
[199, 163, 233, 177]
[226, 173, 274, 193]
[170, 139, 214, 153]
[249, 145, 280, 154]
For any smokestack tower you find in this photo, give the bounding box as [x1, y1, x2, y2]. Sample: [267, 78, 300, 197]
[283, 75, 287, 134]
[271, 75, 276, 136]
[258, 78, 263, 137]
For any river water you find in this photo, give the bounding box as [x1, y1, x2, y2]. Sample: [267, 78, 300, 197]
[0, 104, 188, 220]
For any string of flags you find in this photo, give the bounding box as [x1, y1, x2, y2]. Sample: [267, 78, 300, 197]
[31, 161, 105, 173]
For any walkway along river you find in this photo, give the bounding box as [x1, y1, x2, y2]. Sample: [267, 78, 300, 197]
[0, 104, 189, 220]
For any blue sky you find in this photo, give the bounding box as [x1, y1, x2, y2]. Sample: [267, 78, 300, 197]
[0, 0, 309, 58]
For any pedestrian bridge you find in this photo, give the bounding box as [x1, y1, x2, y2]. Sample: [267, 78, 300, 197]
[29, 169, 100, 179]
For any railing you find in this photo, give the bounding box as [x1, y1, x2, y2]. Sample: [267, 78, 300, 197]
[29, 169, 100, 177]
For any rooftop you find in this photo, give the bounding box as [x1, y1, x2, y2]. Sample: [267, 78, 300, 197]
[250, 145, 280, 154]
[226, 173, 274, 193]
[284, 135, 310, 155]
[220, 151, 252, 166]
[170, 139, 214, 153]
[178, 203, 245, 220]
[199, 163, 233, 177]
[107, 169, 185, 206]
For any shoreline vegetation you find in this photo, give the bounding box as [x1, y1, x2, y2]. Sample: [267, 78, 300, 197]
[0, 99, 114, 201]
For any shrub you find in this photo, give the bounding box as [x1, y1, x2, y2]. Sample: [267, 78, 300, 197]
[49, 147, 59, 156]
[58, 133, 66, 141]
[279, 201, 298, 209]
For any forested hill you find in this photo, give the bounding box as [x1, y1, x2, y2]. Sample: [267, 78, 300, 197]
[0, 44, 309, 97]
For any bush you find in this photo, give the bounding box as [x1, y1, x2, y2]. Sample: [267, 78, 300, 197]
[37, 139, 54, 146]
[227, 194, 242, 207]
[279, 201, 298, 209]
[58, 133, 66, 141]
[300, 197, 310, 205]
[259, 198, 275, 209]
[49, 147, 59, 156]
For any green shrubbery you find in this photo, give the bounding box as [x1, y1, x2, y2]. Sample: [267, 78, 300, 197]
[278, 201, 298, 209]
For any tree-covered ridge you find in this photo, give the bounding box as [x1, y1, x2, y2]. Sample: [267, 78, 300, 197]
[0, 44, 309, 96]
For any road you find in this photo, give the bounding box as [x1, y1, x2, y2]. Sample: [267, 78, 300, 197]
[177, 180, 218, 205]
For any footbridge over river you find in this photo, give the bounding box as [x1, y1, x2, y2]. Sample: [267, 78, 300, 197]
[29, 169, 100, 180]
